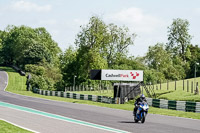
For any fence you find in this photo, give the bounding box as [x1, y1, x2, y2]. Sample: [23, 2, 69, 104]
[146, 97, 200, 113]
[65, 83, 114, 92]
[144, 79, 199, 94]
[32, 88, 117, 104]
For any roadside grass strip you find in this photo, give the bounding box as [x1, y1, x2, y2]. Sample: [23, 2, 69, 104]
[0, 119, 33, 133]
[0, 102, 129, 133]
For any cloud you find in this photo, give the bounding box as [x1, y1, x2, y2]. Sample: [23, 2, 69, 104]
[195, 8, 200, 14]
[11, 0, 51, 12]
[39, 20, 57, 25]
[106, 7, 166, 34]
[105, 7, 168, 56]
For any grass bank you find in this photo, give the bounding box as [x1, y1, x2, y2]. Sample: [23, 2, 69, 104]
[0, 120, 33, 133]
[71, 78, 200, 102]
[1, 66, 200, 120]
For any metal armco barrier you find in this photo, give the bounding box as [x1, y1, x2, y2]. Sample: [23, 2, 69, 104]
[146, 98, 200, 113]
[33, 89, 117, 104]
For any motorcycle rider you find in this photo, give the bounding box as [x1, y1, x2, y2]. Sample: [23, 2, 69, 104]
[133, 94, 147, 116]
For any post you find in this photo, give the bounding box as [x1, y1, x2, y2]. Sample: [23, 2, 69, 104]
[100, 80, 102, 93]
[191, 81, 193, 93]
[156, 80, 158, 90]
[160, 80, 161, 90]
[175, 80, 176, 90]
[194, 62, 199, 90]
[167, 80, 169, 90]
[183, 79, 184, 91]
[73, 75, 77, 91]
[196, 82, 199, 95]
[187, 80, 189, 92]
[116, 83, 120, 104]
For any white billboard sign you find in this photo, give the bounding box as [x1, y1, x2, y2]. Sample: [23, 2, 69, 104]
[101, 70, 143, 81]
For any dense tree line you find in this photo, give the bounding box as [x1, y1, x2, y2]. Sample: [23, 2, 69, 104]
[0, 25, 62, 90]
[0, 16, 200, 90]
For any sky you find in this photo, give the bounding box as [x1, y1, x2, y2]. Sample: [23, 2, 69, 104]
[0, 0, 200, 57]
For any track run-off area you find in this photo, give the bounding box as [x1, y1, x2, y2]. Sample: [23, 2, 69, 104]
[0, 70, 200, 133]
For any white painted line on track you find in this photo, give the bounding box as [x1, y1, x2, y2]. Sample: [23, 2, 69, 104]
[0, 118, 40, 133]
[0, 102, 130, 133]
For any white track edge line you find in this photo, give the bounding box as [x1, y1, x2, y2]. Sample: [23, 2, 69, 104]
[0, 118, 40, 133]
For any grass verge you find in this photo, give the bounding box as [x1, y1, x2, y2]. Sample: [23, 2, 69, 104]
[0, 120, 33, 133]
[1, 66, 200, 120]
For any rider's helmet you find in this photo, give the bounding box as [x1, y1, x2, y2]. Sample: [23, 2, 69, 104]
[140, 94, 145, 100]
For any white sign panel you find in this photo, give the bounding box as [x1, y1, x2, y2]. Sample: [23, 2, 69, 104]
[101, 70, 143, 81]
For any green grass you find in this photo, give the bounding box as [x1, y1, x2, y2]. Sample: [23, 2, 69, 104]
[143, 78, 200, 102]
[0, 67, 27, 92]
[1, 66, 200, 120]
[0, 120, 33, 133]
[71, 77, 200, 102]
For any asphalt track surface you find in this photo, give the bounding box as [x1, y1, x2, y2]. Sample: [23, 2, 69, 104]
[1, 70, 200, 133]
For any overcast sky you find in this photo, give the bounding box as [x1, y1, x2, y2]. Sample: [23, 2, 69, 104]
[0, 0, 200, 57]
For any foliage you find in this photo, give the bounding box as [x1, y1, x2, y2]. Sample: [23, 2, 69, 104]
[186, 45, 200, 78]
[25, 63, 62, 90]
[0, 30, 7, 64]
[145, 43, 171, 70]
[1, 25, 61, 67]
[25, 64, 45, 76]
[145, 43, 186, 80]
[0, 25, 62, 90]
[70, 16, 136, 85]
[59, 46, 77, 86]
[166, 18, 192, 61]
[106, 23, 136, 68]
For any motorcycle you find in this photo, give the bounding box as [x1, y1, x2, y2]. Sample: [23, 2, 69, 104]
[133, 102, 149, 123]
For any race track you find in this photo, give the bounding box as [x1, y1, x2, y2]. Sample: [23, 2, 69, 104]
[0, 70, 200, 133]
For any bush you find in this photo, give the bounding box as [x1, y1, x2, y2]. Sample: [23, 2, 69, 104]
[25, 64, 45, 76]
[29, 74, 54, 90]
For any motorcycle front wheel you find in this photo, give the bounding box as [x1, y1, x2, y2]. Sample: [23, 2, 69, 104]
[141, 115, 145, 123]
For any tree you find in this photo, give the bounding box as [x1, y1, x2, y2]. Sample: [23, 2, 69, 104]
[1, 25, 61, 67]
[186, 45, 200, 78]
[60, 46, 78, 86]
[0, 30, 5, 64]
[166, 18, 192, 61]
[145, 43, 186, 80]
[23, 42, 51, 65]
[145, 43, 171, 70]
[25, 63, 62, 90]
[106, 24, 136, 68]
[75, 16, 109, 83]
[1, 25, 62, 90]
[74, 16, 136, 84]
